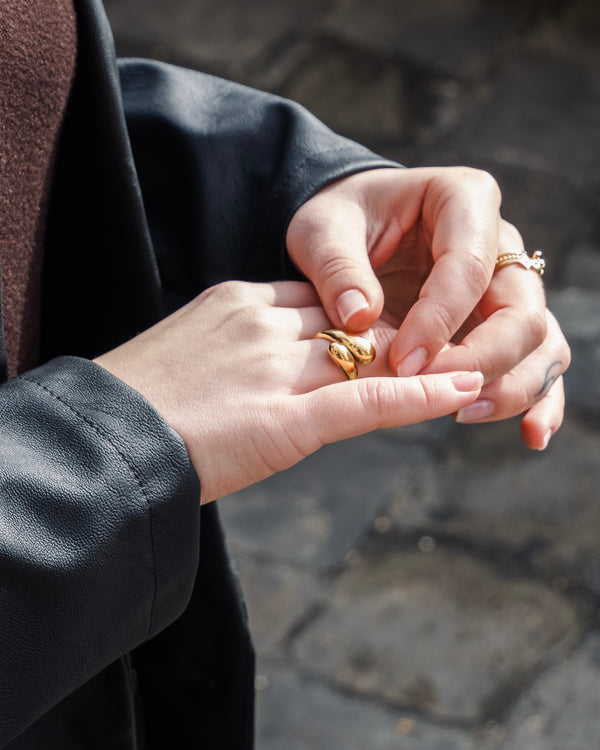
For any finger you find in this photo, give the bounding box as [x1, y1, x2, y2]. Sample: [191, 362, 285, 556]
[251, 304, 395, 346]
[259, 280, 322, 308]
[520, 376, 565, 450]
[422, 265, 547, 382]
[301, 324, 397, 391]
[302, 371, 483, 445]
[390, 169, 502, 376]
[455, 316, 569, 425]
[199, 280, 321, 315]
[277, 306, 333, 340]
[286, 191, 384, 331]
[244, 307, 397, 394]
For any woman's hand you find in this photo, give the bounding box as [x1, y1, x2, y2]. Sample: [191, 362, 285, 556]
[95, 281, 483, 504]
[286, 166, 570, 449]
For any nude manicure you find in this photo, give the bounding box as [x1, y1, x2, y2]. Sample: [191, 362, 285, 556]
[335, 289, 369, 327]
[538, 429, 553, 451]
[456, 399, 495, 423]
[396, 347, 428, 377]
[451, 371, 484, 393]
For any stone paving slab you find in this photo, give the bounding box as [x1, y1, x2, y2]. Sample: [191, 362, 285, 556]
[382, 418, 600, 582]
[219, 434, 433, 568]
[496, 633, 600, 750]
[227, 551, 324, 656]
[103, 0, 333, 78]
[291, 542, 581, 723]
[564, 244, 600, 291]
[445, 51, 600, 189]
[277, 38, 407, 144]
[528, 0, 600, 69]
[549, 288, 600, 416]
[255, 661, 479, 750]
[321, 0, 527, 81]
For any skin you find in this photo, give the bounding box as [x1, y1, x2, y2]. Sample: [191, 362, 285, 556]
[287, 167, 570, 449]
[96, 166, 571, 503]
[95, 281, 484, 504]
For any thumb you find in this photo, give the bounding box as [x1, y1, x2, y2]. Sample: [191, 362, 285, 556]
[286, 193, 384, 331]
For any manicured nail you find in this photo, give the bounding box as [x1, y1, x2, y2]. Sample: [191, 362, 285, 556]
[396, 347, 428, 377]
[335, 289, 369, 327]
[538, 429, 553, 451]
[456, 399, 495, 423]
[451, 371, 484, 393]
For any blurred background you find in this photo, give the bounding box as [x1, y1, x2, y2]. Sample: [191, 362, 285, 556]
[104, 1, 600, 747]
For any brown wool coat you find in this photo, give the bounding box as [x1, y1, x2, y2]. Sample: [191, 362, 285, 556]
[0, 0, 77, 377]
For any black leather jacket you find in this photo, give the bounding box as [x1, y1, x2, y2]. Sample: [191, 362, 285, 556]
[1, 1, 396, 747]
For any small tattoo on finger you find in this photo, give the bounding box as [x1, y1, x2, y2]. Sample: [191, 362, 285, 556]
[535, 360, 562, 398]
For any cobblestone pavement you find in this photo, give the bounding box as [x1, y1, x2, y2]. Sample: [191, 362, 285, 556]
[105, 1, 600, 746]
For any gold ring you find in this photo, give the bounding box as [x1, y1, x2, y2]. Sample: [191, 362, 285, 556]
[314, 329, 375, 380]
[495, 250, 545, 277]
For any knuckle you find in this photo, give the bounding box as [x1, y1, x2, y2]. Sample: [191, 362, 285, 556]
[499, 219, 524, 249]
[424, 299, 457, 342]
[505, 370, 530, 414]
[527, 309, 548, 348]
[357, 378, 394, 425]
[317, 251, 363, 285]
[418, 377, 446, 413]
[465, 248, 492, 294]
[442, 167, 502, 210]
[462, 348, 488, 379]
[548, 311, 572, 371]
[240, 304, 277, 339]
[214, 279, 248, 300]
[470, 168, 502, 204]
[194, 280, 253, 313]
[562, 341, 572, 371]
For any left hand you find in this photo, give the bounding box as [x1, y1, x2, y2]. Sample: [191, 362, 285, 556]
[95, 280, 485, 503]
[286, 167, 570, 450]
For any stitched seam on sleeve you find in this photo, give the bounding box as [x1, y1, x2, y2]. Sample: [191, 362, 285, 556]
[20, 375, 159, 640]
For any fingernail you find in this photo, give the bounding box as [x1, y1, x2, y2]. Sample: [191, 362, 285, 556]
[538, 429, 553, 451]
[397, 347, 428, 377]
[456, 399, 495, 423]
[451, 371, 484, 393]
[335, 289, 369, 327]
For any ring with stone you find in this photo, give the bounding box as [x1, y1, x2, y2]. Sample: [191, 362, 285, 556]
[495, 249, 545, 277]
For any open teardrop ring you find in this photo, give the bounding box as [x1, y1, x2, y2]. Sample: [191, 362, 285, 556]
[314, 329, 376, 380]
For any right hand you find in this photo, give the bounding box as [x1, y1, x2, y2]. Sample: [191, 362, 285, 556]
[94, 281, 483, 504]
[287, 167, 569, 450]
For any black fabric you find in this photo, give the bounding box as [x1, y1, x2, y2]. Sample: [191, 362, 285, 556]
[41, 0, 164, 363]
[0, 0, 399, 747]
[133, 504, 255, 750]
[0, 358, 200, 747]
[6, 659, 139, 750]
[118, 59, 398, 306]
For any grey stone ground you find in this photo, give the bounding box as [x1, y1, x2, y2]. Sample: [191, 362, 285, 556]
[105, 0, 600, 746]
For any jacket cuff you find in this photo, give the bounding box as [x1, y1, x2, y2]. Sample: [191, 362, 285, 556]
[20, 355, 201, 637]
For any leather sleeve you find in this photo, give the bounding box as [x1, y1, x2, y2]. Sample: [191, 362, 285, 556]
[118, 58, 401, 303]
[0, 356, 200, 746]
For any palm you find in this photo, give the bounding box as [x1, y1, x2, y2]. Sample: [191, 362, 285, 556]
[373, 220, 485, 348]
[374, 237, 433, 327]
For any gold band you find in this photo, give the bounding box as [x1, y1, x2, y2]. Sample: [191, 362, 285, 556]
[495, 250, 545, 277]
[315, 329, 375, 380]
